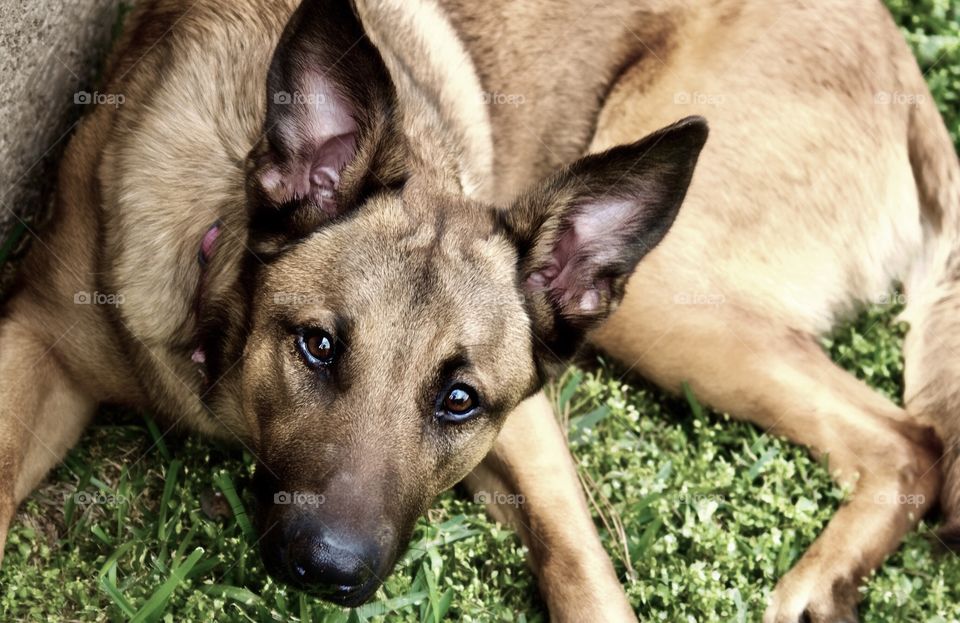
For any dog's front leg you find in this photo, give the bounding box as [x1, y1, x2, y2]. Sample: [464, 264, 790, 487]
[463, 391, 635, 622]
[0, 311, 96, 565]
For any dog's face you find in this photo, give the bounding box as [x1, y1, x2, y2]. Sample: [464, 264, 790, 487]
[245, 190, 536, 604]
[236, 0, 707, 605]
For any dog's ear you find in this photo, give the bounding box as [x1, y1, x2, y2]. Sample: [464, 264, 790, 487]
[501, 116, 709, 366]
[353, 0, 495, 200]
[246, 0, 406, 252]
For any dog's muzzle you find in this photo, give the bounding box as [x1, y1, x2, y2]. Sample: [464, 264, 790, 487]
[253, 470, 399, 606]
[272, 518, 385, 605]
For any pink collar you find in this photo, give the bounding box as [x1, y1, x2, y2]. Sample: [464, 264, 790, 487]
[192, 220, 221, 369]
[197, 220, 221, 268]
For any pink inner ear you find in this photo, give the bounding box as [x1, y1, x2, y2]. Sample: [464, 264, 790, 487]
[526, 199, 638, 314]
[258, 70, 359, 214]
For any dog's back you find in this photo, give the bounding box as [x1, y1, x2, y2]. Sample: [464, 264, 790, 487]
[585, 0, 933, 337]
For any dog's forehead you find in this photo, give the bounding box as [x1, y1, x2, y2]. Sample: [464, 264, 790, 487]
[268, 191, 521, 318]
[325, 190, 513, 276]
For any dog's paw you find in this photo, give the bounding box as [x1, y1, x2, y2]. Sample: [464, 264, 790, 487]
[763, 568, 860, 623]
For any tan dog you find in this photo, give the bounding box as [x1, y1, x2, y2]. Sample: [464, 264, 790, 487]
[0, 0, 956, 622]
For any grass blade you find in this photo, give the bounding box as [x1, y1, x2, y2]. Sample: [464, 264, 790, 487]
[215, 472, 255, 540]
[130, 547, 205, 623]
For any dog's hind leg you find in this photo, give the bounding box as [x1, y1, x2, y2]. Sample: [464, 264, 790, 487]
[0, 311, 96, 565]
[592, 308, 941, 623]
[463, 391, 636, 622]
[905, 276, 960, 545]
[900, 82, 960, 545]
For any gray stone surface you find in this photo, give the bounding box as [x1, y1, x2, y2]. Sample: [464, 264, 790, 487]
[0, 0, 123, 242]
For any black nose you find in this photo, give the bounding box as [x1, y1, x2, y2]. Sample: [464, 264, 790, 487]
[286, 530, 377, 598]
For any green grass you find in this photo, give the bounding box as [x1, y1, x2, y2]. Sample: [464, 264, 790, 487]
[3, 1, 960, 621]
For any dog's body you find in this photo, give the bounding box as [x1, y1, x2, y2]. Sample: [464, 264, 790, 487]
[1, 0, 958, 621]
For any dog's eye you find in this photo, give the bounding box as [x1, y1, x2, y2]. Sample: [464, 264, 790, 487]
[296, 329, 335, 368]
[438, 384, 479, 422]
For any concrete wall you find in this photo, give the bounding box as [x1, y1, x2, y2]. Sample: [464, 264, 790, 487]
[0, 0, 123, 246]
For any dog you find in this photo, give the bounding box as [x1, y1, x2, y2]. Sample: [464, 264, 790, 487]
[1, 0, 957, 621]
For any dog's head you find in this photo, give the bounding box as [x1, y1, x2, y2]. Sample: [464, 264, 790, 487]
[235, 0, 707, 605]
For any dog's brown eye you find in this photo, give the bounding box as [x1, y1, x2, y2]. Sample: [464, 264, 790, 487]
[446, 388, 473, 412]
[306, 333, 333, 359]
[296, 330, 335, 367]
[439, 384, 479, 422]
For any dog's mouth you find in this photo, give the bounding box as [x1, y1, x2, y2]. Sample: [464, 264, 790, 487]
[260, 539, 389, 606]
[314, 576, 383, 607]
